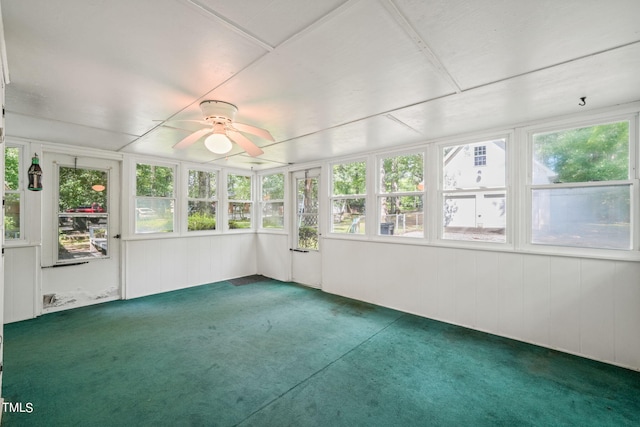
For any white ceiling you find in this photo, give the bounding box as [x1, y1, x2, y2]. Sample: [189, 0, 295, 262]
[3, 0, 640, 170]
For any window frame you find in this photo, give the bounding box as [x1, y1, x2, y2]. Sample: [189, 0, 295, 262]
[522, 114, 638, 256]
[185, 166, 219, 235]
[375, 149, 426, 239]
[226, 170, 254, 232]
[329, 158, 367, 236]
[132, 160, 177, 236]
[258, 171, 286, 232]
[437, 135, 510, 246]
[4, 143, 26, 244]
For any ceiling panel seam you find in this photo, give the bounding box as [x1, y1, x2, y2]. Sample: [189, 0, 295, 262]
[186, 0, 275, 51]
[5, 110, 140, 139]
[380, 0, 462, 94]
[461, 39, 640, 94]
[269, 0, 360, 50]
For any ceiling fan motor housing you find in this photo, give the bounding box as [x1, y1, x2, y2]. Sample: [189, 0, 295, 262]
[200, 100, 237, 123]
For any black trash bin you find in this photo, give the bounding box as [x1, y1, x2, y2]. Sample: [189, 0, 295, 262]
[380, 222, 395, 235]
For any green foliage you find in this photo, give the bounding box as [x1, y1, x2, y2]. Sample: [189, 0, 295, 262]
[58, 167, 107, 211]
[228, 220, 251, 229]
[333, 161, 366, 195]
[534, 121, 628, 183]
[188, 212, 216, 231]
[381, 154, 423, 193]
[262, 173, 284, 200]
[136, 163, 174, 197]
[298, 225, 318, 250]
[5, 147, 20, 190]
[228, 174, 251, 200]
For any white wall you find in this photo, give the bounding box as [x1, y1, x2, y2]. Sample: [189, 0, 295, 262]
[321, 238, 640, 371]
[4, 247, 38, 323]
[256, 233, 290, 282]
[125, 233, 257, 299]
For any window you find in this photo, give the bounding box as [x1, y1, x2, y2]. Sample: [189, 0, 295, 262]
[135, 163, 175, 233]
[260, 173, 284, 229]
[227, 173, 252, 230]
[5, 145, 23, 240]
[378, 152, 424, 237]
[530, 120, 632, 250]
[331, 160, 366, 234]
[187, 169, 217, 232]
[58, 166, 109, 261]
[474, 145, 487, 166]
[442, 139, 507, 243]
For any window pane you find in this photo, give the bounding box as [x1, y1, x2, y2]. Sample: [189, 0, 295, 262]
[262, 202, 284, 229]
[333, 161, 366, 195]
[228, 174, 251, 200]
[135, 199, 174, 233]
[444, 139, 506, 190]
[136, 163, 174, 197]
[380, 154, 423, 193]
[188, 201, 216, 231]
[532, 121, 629, 184]
[531, 185, 631, 250]
[262, 174, 284, 200]
[188, 170, 216, 199]
[58, 214, 108, 260]
[379, 196, 423, 237]
[296, 177, 319, 250]
[5, 146, 20, 190]
[5, 192, 21, 239]
[443, 193, 506, 242]
[228, 202, 252, 229]
[332, 199, 365, 234]
[59, 167, 108, 212]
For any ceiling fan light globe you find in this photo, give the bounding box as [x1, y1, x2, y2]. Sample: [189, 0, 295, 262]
[204, 133, 233, 154]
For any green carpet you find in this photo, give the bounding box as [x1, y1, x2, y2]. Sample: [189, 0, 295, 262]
[2, 279, 639, 426]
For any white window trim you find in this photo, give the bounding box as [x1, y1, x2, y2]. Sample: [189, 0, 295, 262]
[183, 165, 220, 235]
[4, 142, 26, 245]
[225, 169, 255, 232]
[375, 149, 426, 240]
[518, 113, 639, 259]
[328, 158, 367, 237]
[131, 159, 178, 237]
[435, 134, 511, 248]
[258, 171, 286, 233]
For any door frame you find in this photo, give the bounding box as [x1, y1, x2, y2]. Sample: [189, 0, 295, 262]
[290, 167, 322, 288]
[41, 151, 122, 312]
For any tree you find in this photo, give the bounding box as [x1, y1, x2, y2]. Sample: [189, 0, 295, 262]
[534, 121, 628, 183]
[58, 167, 107, 211]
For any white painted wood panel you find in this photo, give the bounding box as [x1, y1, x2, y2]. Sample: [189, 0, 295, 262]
[497, 253, 524, 339]
[475, 251, 500, 333]
[4, 247, 38, 323]
[322, 239, 640, 371]
[125, 234, 257, 299]
[256, 234, 290, 282]
[613, 261, 640, 368]
[522, 255, 550, 345]
[549, 257, 581, 353]
[580, 259, 615, 363]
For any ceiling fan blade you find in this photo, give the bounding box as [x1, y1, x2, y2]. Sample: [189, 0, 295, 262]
[173, 128, 213, 149]
[232, 122, 274, 141]
[227, 130, 265, 157]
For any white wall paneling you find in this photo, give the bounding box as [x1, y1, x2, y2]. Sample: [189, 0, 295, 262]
[256, 233, 290, 282]
[125, 234, 257, 299]
[322, 238, 640, 371]
[4, 246, 38, 323]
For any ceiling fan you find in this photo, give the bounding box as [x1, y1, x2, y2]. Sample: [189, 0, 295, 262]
[170, 100, 273, 157]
